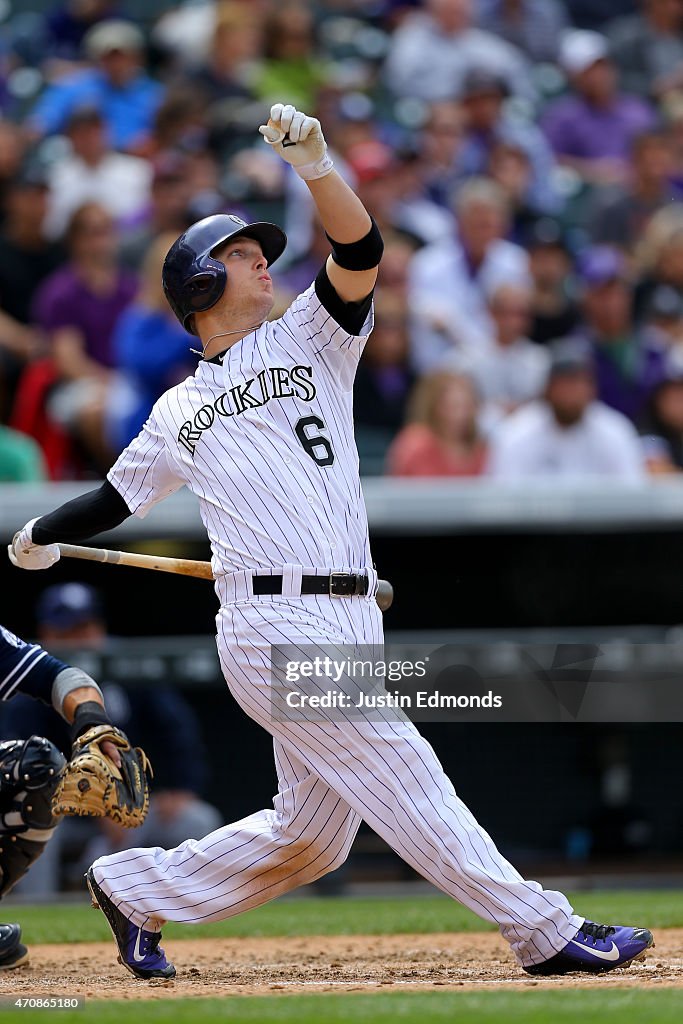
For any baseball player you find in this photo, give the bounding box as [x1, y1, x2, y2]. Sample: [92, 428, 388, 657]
[8, 104, 653, 980]
[0, 622, 147, 968]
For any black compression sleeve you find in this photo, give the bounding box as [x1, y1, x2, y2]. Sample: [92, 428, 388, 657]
[326, 217, 384, 271]
[32, 481, 132, 545]
[314, 263, 374, 336]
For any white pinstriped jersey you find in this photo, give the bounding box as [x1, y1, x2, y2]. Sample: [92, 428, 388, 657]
[107, 284, 374, 577]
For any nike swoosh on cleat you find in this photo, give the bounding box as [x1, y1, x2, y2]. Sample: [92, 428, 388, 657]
[568, 940, 620, 961]
[131, 931, 148, 964]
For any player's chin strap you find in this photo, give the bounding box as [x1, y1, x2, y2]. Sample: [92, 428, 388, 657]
[190, 323, 266, 358]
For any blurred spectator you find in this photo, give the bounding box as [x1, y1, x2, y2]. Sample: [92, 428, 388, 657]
[348, 140, 453, 245]
[0, 121, 26, 230]
[607, 0, 683, 101]
[408, 177, 530, 371]
[642, 284, 683, 352]
[634, 204, 683, 316]
[487, 340, 645, 479]
[448, 284, 549, 429]
[192, 2, 261, 103]
[278, 214, 334, 297]
[28, 20, 163, 153]
[487, 142, 540, 241]
[384, 0, 533, 103]
[256, 2, 326, 109]
[566, 0, 637, 31]
[181, 2, 267, 164]
[475, 0, 569, 63]
[153, 0, 217, 73]
[0, 167, 65, 327]
[0, 425, 46, 481]
[45, 106, 152, 240]
[354, 289, 416, 471]
[574, 246, 666, 422]
[663, 95, 683, 183]
[118, 152, 195, 271]
[456, 68, 560, 215]
[1, 583, 222, 894]
[386, 371, 487, 476]
[109, 232, 196, 449]
[0, 368, 46, 480]
[151, 86, 210, 155]
[542, 30, 657, 187]
[33, 202, 137, 470]
[420, 100, 466, 209]
[376, 230, 420, 296]
[588, 131, 682, 248]
[46, 1, 121, 64]
[641, 358, 683, 471]
[525, 220, 580, 344]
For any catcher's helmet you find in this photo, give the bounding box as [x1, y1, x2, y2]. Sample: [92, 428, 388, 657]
[162, 213, 287, 335]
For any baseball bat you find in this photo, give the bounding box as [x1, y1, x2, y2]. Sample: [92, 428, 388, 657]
[57, 544, 394, 611]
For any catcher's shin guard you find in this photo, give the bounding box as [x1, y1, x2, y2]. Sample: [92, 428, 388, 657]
[0, 736, 66, 897]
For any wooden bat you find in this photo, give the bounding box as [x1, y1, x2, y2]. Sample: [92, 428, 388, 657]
[57, 543, 394, 611]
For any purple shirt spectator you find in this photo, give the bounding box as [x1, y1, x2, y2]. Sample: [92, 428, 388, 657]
[542, 29, 657, 184]
[590, 334, 666, 422]
[572, 246, 667, 422]
[542, 93, 657, 163]
[34, 265, 137, 368]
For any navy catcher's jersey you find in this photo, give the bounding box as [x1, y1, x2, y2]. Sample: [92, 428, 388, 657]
[0, 625, 66, 705]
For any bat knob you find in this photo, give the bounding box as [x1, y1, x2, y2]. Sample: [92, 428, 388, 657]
[376, 580, 394, 612]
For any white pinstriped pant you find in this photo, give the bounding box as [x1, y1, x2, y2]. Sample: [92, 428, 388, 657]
[91, 587, 582, 968]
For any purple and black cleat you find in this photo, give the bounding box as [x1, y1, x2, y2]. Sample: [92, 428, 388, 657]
[0, 923, 28, 970]
[525, 920, 654, 976]
[86, 867, 176, 980]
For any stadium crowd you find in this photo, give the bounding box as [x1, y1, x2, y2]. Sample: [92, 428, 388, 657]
[2, 0, 683, 481]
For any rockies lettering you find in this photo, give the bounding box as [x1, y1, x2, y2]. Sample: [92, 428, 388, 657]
[106, 282, 374, 575]
[178, 365, 317, 455]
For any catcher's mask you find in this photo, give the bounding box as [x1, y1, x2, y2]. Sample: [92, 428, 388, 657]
[162, 213, 287, 336]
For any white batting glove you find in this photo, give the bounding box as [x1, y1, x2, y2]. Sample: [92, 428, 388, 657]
[259, 103, 334, 181]
[7, 518, 61, 571]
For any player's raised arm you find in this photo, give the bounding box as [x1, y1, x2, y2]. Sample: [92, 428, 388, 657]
[260, 103, 383, 302]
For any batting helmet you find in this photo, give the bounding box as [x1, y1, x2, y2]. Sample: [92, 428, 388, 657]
[162, 213, 287, 335]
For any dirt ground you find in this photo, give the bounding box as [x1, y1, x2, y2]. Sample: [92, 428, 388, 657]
[1, 929, 682, 1001]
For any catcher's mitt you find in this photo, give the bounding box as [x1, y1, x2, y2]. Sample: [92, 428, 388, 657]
[51, 725, 152, 828]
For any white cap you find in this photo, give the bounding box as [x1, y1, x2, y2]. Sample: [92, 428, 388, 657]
[84, 20, 145, 59]
[560, 30, 608, 76]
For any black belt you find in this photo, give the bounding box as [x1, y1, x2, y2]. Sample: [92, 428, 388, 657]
[252, 571, 369, 597]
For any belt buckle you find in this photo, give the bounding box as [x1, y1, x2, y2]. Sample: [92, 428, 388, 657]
[329, 570, 348, 597]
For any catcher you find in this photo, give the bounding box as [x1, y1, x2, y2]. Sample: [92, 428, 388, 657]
[0, 622, 151, 968]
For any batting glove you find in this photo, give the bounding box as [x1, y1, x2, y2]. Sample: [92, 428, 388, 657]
[7, 518, 60, 571]
[259, 103, 334, 181]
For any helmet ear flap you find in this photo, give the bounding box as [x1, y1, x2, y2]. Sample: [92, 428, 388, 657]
[182, 257, 228, 326]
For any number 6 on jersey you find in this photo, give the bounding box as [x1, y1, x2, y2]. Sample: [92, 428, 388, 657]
[295, 415, 334, 467]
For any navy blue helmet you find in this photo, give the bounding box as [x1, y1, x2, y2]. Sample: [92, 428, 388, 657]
[162, 214, 287, 335]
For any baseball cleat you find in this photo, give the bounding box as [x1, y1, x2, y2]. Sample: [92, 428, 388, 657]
[524, 920, 654, 975]
[86, 868, 175, 980]
[0, 923, 28, 969]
